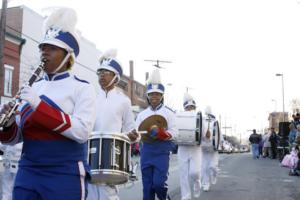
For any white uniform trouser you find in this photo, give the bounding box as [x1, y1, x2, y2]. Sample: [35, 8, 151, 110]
[1, 168, 16, 200]
[201, 150, 218, 187]
[178, 146, 202, 200]
[0, 143, 22, 200]
[87, 184, 119, 200]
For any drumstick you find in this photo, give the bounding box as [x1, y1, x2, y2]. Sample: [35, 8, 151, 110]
[137, 131, 148, 135]
[126, 130, 147, 135]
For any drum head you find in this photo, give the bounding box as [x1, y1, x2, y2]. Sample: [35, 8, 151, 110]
[175, 111, 202, 146]
[89, 170, 129, 185]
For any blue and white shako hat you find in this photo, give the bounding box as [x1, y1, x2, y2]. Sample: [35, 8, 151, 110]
[98, 49, 123, 81]
[39, 7, 80, 59]
[183, 92, 196, 109]
[146, 69, 165, 95]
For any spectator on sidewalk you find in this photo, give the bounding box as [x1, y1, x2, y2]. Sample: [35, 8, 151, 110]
[281, 145, 299, 169]
[269, 128, 279, 159]
[262, 131, 271, 158]
[258, 136, 264, 158]
[288, 123, 297, 147]
[131, 142, 140, 157]
[293, 113, 300, 127]
[289, 149, 300, 176]
[295, 124, 300, 146]
[249, 129, 262, 159]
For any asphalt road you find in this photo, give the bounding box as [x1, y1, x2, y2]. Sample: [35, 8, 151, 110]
[120, 153, 300, 200]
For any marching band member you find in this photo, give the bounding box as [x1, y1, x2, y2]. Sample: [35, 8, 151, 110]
[136, 69, 178, 200]
[0, 8, 96, 200]
[177, 93, 202, 200]
[87, 49, 138, 200]
[201, 106, 220, 192]
[0, 143, 22, 200]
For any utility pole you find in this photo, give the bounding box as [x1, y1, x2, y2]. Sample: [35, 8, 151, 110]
[129, 60, 134, 105]
[144, 59, 171, 69]
[186, 87, 193, 93]
[275, 73, 285, 122]
[0, 0, 8, 102]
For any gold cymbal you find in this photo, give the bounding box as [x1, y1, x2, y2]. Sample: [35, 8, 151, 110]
[138, 115, 168, 143]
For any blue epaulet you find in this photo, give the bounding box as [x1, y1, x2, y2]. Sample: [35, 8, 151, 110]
[165, 106, 175, 113]
[74, 75, 90, 84]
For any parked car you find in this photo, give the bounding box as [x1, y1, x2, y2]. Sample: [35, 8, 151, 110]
[219, 141, 233, 154]
[239, 145, 250, 153]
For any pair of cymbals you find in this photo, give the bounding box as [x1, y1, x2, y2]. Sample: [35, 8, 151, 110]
[138, 115, 167, 143]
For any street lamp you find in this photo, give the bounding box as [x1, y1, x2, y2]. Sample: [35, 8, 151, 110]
[275, 73, 285, 122]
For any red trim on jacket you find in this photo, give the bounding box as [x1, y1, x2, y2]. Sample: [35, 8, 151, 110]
[28, 101, 71, 134]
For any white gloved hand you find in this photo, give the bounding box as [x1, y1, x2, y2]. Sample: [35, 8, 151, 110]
[20, 85, 41, 110]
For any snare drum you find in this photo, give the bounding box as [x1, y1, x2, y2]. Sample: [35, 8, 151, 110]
[88, 132, 131, 185]
[175, 111, 202, 145]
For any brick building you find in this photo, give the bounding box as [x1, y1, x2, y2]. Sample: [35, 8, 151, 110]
[117, 61, 147, 112]
[268, 112, 289, 131]
[0, 7, 25, 104]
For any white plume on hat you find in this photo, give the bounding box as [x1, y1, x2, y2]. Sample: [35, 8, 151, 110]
[205, 106, 212, 115]
[43, 7, 77, 34]
[40, 7, 80, 58]
[99, 49, 118, 64]
[183, 92, 196, 109]
[147, 69, 161, 85]
[183, 92, 193, 103]
[146, 69, 165, 94]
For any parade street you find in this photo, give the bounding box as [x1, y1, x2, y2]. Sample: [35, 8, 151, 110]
[119, 153, 300, 200]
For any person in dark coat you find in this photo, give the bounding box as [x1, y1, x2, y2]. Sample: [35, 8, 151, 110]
[269, 127, 279, 159]
[249, 129, 262, 159]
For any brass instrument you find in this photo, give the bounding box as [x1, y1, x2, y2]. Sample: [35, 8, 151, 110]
[138, 115, 167, 143]
[0, 58, 46, 131]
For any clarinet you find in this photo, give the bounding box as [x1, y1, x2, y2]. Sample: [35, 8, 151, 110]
[0, 58, 46, 131]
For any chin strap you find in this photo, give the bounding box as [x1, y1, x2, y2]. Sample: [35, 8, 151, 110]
[51, 52, 71, 74]
[103, 74, 118, 90]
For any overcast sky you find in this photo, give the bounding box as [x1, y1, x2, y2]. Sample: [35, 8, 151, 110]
[5, 0, 300, 138]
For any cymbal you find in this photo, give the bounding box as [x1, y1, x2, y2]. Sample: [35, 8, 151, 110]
[138, 115, 167, 143]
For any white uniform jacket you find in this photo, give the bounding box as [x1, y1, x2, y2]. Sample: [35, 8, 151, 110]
[93, 88, 135, 133]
